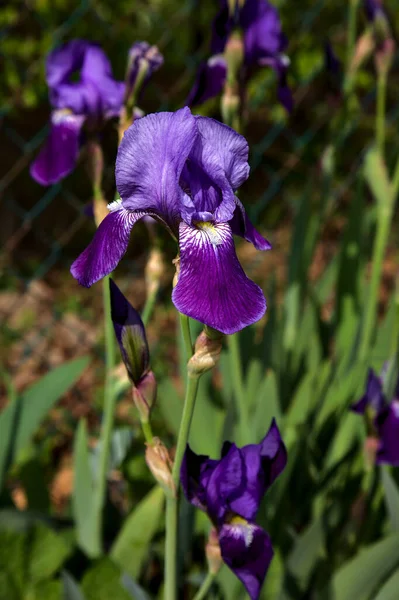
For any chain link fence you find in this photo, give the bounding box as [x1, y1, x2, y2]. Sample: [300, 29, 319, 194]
[1, 0, 398, 399]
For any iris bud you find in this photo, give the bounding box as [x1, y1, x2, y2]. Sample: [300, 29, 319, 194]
[145, 247, 165, 298]
[132, 371, 157, 422]
[188, 330, 224, 376]
[206, 528, 222, 575]
[145, 437, 176, 497]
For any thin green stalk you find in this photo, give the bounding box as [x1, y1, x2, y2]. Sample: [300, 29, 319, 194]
[141, 420, 154, 444]
[359, 208, 393, 360]
[164, 314, 200, 600]
[192, 572, 216, 600]
[228, 333, 251, 444]
[141, 286, 158, 326]
[376, 72, 387, 154]
[93, 274, 117, 552]
[391, 155, 399, 199]
[346, 0, 359, 73]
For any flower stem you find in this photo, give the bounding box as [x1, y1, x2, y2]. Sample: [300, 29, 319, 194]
[141, 420, 154, 444]
[192, 572, 216, 600]
[376, 72, 387, 154]
[164, 314, 200, 600]
[228, 333, 251, 444]
[141, 286, 158, 326]
[359, 206, 394, 361]
[346, 0, 359, 73]
[392, 155, 399, 199]
[93, 274, 117, 552]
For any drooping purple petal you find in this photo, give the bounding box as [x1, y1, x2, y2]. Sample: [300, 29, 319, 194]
[229, 420, 287, 521]
[186, 56, 227, 107]
[375, 401, 399, 466]
[219, 521, 273, 600]
[116, 108, 197, 229]
[229, 199, 271, 251]
[259, 54, 293, 113]
[109, 279, 149, 383]
[351, 369, 385, 415]
[70, 203, 146, 287]
[30, 111, 85, 185]
[240, 0, 287, 64]
[172, 221, 266, 334]
[180, 445, 219, 511]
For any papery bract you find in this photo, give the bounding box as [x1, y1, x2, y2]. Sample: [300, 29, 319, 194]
[71, 107, 271, 334]
[180, 419, 287, 600]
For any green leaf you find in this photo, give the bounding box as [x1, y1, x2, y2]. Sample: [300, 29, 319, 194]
[381, 468, 399, 532]
[62, 571, 86, 600]
[31, 580, 62, 600]
[28, 523, 72, 583]
[324, 534, 399, 599]
[111, 485, 164, 579]
[157, 379, 183, 436]
[121, 573, 151, 600]
[0, 357, 89, 492]
[189, 374, 224, 456]
[287, 516, 325, 591]
[253, 369, 281, 440]
[363, 147, 393, 212]
[82, 558, 132, 600]
[72, 419, 99, 558]
[373, 568, 399, 600]
[19, 457, 50, 512]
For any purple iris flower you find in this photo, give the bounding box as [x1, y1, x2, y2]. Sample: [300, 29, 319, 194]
[187, 0, 292, 112]
[30, 40, 125, 186]
[363, 0, 386, 22]
[71, 107, 270, 335]
[181, 420, 287, 600]
[127, 42, 164, 94]
[351, 368, 399, 465]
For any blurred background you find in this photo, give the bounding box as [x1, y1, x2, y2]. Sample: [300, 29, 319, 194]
[1, 1, 399, 598]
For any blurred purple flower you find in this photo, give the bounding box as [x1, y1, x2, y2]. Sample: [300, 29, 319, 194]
[31, 40, 125, 186]
[71, 107, 271, 334]
[181, 420, 287, 600]
[127, 42, 163, 94]
[351, 368, 399, 465]
[363, 0, 386, 22]
[188, 0, 292, 112]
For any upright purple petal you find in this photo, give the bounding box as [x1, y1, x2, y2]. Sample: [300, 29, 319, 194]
[116, 108, 197, 229]
[172, 221, 266, 334]
[186, 56, 227, 107]
[70, 204, 146, 287]
[180, 445, 218, 511]
[376, 401, 399, 466]
[205, 444, 245, 523]
[46, 39, 90, 88]
[219, 522, 273, 600]
[240, 0, 287, 64]
[109, 279, 149, 383]
[351, 369, 385, 414]
[30, 111, 85, 185]
[229, 199, 271, 251]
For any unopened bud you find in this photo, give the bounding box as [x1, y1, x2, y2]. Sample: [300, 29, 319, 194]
[364, 436, 379, 469]
[172, 256, 180, 288]
[132, 370, 157, 422]
[125, 42, 163, 106]
[86, 141, 107, 226]
[224, 32, 244, 81]
[375, 38, 395, 77]
[145, 248, 164, 297]
[145, 437, 176, 496]
[206, 528, 222, 575]
[188, 330, 224, 376]
[350, 30, 375, 75]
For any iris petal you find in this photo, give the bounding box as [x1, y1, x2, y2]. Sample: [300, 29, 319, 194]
[116, 108, 197, 229]
[376, 401, 399, 465]
[186, 55, 226, 107]
[70, 204, 146, 287]
[30, 111, 85, 186]
[172, 221, 266, 334]
[229, 199, 271, 251]
[219, 522, 273, 600]
[180, 445, 218, 511]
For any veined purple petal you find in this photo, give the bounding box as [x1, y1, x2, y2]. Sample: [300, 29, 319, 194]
[172, 221, 266, 334]
[30, 111, 85, 185]
[180, 445, 219, 511]
[376, 401, 399, 466]
[228, 420, 287, 521]
[219, 521, 273, 600]
[229, 199, 271, 251]
[70, 204, 146, 287]
[194, 116, 250, 190]
[241, 0, 287, 64]
[116, 108, 197, 229]
[109, 279, 149, 383]
[186, 55, 226, 107]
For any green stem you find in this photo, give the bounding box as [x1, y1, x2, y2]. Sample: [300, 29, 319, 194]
[192, 572, 216, 600]
[93, 274, 117, 552]
[164, 315, 200, 600]
[376, 72, 387, 154]
[359, 207, 394, 360]
[228, 333, 251, 444]
[141, 286, 158, 326]
[391, 155, 399, 199]
[141, 420, 154, 444]
[346, 0, 358, 73]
